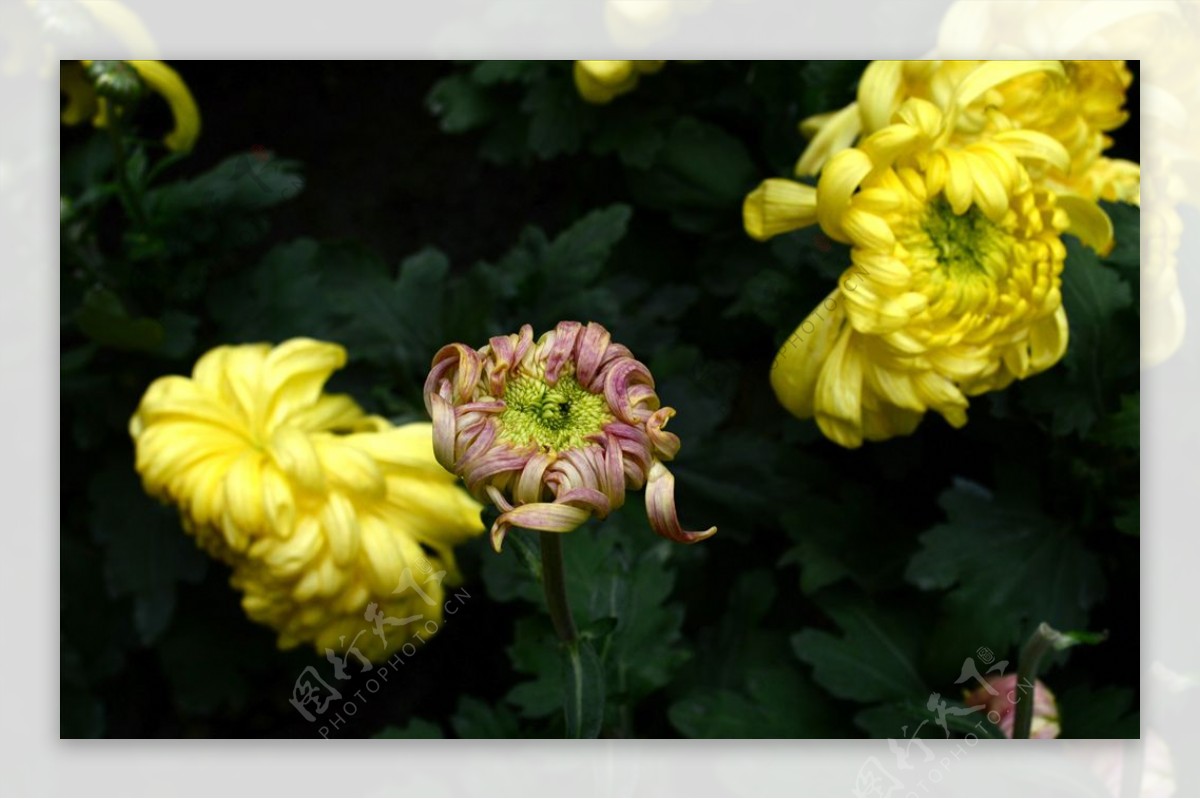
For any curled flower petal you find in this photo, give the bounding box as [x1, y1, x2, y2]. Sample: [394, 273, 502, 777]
[543, 321, 583, 384]
[645, 462, 717, 544]
[491, 502, 592, 552]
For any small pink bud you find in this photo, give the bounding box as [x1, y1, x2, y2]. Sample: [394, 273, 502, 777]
[963, 674, 1061, 739]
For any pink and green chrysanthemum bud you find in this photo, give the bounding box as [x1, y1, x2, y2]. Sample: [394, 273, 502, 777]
[423, 321, 716, 552]
[963, 675, 1061, 739]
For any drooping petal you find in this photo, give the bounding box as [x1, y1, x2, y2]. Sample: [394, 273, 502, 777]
[645, 462, 716, 544]
[126, 60, 202, 152]
[490, 501, 593, 552]
[770, 291, 847, 420]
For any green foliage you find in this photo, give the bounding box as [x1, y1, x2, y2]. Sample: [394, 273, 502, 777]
[89, 461, 208, 645]
[905, 480, 1106, 653]
[793, 592, 928, 704]
[60, 61, 1140, 740]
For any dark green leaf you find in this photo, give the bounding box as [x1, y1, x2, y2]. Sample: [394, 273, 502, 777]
[427, 74, 495, 133]
[506, 617, 563, 719]
[521, 74, 593, 159]
[545, 205, 632, 286]
[628, 116, 758, 225]
[905, 480, 1105, 651]
[1090, 393, 1139, 450]
[89, 461, 208, 644]
[75, 287, 164, 353]
[208, 238, 345, 342]
[855, 699, 1005, 739]
[1022, 240, 1135, 436]
[451, 696, 522, 738]
[670, 663, 844, 738]
[792, 593, 928, 703]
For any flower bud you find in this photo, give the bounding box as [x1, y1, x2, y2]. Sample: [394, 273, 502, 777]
[963, 674, 1061, 739]
[424, 321, 716, 551]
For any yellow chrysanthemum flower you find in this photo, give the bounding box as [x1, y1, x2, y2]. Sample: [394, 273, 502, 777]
[129, 339, 484, 659]
[746, 97, 1099, 448]
[61, 59, 200, 152]
[797, 60, 1140, 208]
[573, 60, 664, 104]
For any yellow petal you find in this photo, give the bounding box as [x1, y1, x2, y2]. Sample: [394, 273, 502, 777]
[743, 179, 817, 241]
[320, 491, 361, 567]
[795, 103, 862, 176]
[314, 436, 386, 497]
[991, 129, 1071, 173]
[60, 62, 98, 125]
[261, 515, 323, 577]
[285, 393, 368, 433]
[263, 338, 347, 431]
[813, 326, 864, 449]
[942, 150, 974, 215]
[962, 152, 1009, 221]
[1057, 193, 1115, 255]
[125, 60, 201, 151]
[1028, 306, 1069, 372]
[358, 514, 410, 595]
[577, 60, 635, 85]
[951, 60, 1064, 109]
[574, 61, 636, 104]
[859, 123, 921, 170]
[857, 60, 904, 133]
[224, 449, 266, 533]
[817, 148, 874, 242]
[770, 290, 846, 419]
[269, 425, 326, 494]
[842, 208, 895, 251]
[260, 463, 296, 539]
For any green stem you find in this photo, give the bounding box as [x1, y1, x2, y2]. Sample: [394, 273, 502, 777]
[1013, 622, 1059, 739]
[106, 107, 149, 231]
[539, 532, 577, 644]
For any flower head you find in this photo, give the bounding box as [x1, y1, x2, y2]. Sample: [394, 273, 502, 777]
[424, 321, 715, 551]
[130, 339, 484, 659]
[798, 60, 1139, 207]
[747, 98, 1088, 447]
[574, 60, 664, 104]
[963, 675, 1061, 739]
[61, 59, 200, 152]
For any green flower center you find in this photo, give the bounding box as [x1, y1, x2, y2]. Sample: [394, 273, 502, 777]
[921, 198, 1008, 280]
[497, 374, 610, 452]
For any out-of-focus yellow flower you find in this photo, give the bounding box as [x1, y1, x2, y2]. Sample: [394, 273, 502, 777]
[61, 59, 200, 152]
[798, 60, 1140, 208]
[573, 60, 664, 104]
[130, 339, 484, 659]
[747, 97, 1096, 448]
